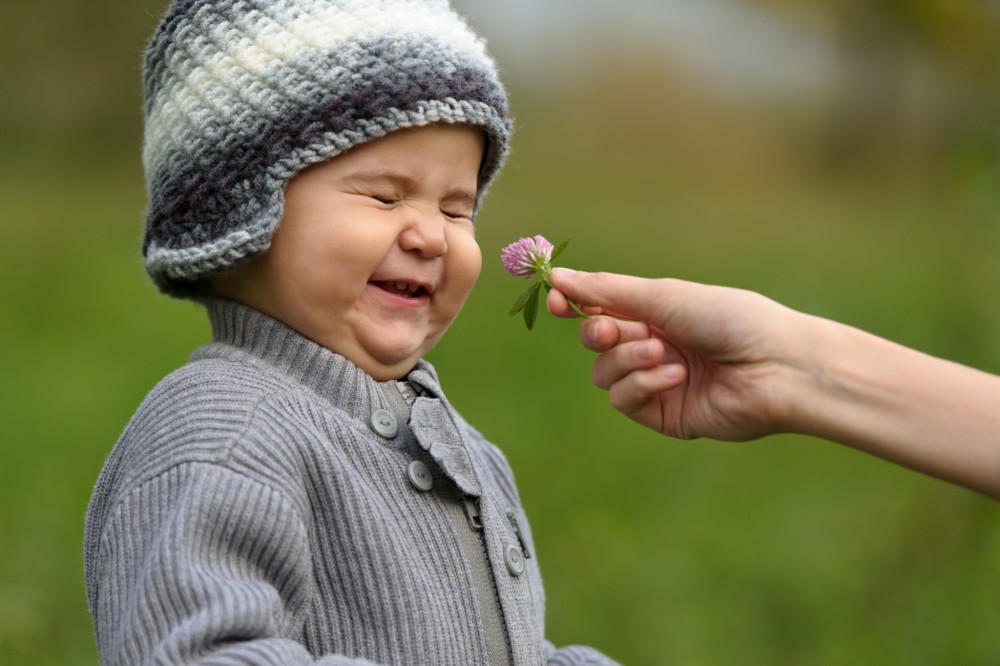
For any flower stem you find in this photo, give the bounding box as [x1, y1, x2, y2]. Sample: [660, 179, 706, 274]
[540, 270, 589, 319]
[566, 298, 590, 319]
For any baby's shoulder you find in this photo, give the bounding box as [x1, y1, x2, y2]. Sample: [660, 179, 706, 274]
[114, 358, 298, 470]
[156, 354, 290, 399]
[92, 356, 329, 514]
[132, 357, 282, 425]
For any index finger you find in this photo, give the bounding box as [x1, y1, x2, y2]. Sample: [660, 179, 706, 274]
[550, 269, 666, 323]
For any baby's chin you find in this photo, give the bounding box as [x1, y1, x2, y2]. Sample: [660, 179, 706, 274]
[347, 337, 435, 382]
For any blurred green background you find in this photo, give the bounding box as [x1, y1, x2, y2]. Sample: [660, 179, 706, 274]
[2, 1, 1000, 664]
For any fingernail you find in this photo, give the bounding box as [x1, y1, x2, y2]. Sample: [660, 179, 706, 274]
[551, 267, 576, 280]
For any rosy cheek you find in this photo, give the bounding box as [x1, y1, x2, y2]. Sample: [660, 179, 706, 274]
[451, 231, 482, 276]
[451, 253, 481, 299]
[470, 244, 484, 281]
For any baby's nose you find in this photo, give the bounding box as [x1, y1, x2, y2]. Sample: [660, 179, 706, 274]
[399, 205, 447, 258]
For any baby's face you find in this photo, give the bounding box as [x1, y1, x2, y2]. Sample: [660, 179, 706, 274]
[213, 124, 485, 380]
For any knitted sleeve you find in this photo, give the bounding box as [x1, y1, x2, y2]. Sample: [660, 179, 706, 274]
[546, 642, 623, 666]
[91, 461, 381, 666]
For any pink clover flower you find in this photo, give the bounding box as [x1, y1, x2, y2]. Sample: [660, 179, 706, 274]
[501, 235, 555, 280]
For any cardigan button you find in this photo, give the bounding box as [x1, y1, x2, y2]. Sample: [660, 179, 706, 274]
[407, 460, 434, 492]
[505, 544, 525, 576]
[370, 409, 398, 439]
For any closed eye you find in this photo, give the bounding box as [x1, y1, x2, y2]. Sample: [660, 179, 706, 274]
[442, 209, 473, 221]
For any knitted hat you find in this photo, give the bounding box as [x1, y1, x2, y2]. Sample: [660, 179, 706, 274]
[141, 0, 512, 297]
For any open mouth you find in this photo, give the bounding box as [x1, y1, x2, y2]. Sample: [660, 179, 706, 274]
[371, 281, 429, 299]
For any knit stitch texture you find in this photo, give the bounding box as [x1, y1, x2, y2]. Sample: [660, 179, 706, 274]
[141, 0, 511, 297]
[84, 300, 619, 665]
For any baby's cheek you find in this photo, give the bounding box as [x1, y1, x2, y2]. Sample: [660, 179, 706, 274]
[448, 232, 482, 292]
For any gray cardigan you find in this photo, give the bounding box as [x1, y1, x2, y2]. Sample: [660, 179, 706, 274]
[84, 300, 617, 665]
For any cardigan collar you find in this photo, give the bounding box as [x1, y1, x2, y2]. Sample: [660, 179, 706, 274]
[194, 298, 446, 414]
[192, 299, 482, 496]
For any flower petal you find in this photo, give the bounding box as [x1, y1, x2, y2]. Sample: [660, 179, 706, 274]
[501, 235, 555, 279]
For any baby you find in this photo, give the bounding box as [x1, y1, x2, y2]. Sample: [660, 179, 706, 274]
[83, 1, 619, 664]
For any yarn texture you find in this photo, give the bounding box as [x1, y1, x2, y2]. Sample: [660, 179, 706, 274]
[141, 0, 511, 297]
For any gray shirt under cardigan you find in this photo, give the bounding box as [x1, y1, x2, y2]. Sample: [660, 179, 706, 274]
[84, 299, 618, 666]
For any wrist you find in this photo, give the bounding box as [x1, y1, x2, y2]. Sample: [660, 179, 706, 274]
[773, 314, 1000, 497]
[778, 313, 952, 454]
[768, 311, 855, 438]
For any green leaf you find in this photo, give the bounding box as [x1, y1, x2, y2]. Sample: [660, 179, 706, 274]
[508, 280, 542, 318]
[550, 238, 570, 263]
[523, 283, 541, 330]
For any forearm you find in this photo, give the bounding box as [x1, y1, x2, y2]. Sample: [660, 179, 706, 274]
[787, 314, 1000, 498]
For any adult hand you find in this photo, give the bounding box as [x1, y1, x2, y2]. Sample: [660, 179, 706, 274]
[546, 269, 812, 441]
[547, 268, 1000, 499]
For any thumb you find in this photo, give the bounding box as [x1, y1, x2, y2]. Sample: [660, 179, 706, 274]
[550, 268, 666, 323]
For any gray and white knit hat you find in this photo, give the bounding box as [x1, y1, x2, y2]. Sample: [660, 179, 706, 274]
[141, 0, 511, 297]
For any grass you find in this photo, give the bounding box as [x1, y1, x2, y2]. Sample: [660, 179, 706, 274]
[2, 90, 1000, 665]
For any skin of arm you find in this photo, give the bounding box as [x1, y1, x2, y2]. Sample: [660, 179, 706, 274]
[546, 268, 1000, 500]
